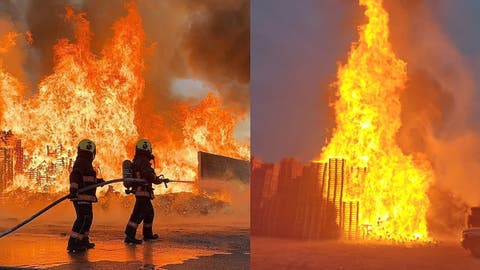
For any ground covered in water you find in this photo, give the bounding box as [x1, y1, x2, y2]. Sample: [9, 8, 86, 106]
[0, 223, 249, 269]
[0, 189, 250, 269]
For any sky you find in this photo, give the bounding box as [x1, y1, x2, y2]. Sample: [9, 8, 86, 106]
[251, 0, 480, 163]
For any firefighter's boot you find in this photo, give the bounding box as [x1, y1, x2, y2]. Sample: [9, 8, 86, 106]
[143, 226, 159, 241]
[67, 237, 87, 253]
[82, 237, 95, 249]
[125, 225, 143, 245]
[143, 234, 159, 241]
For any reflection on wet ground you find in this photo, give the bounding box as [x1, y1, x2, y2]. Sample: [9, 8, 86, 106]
[161, 252, 250, 270]
[0, 224, 249, 270]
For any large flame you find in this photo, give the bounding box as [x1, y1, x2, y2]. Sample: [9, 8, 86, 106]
[319, 0, 433, 241]
[0, 3, 249, 193]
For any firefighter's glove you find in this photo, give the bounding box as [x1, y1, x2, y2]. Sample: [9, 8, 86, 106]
[153, 177, 162, 185]
[68, 191, 78, 200]
[158, 177, 169, 188]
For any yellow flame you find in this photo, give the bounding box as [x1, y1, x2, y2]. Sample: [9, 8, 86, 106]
[319, 0, 433, 241]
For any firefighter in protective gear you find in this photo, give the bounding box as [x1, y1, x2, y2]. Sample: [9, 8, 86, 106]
[124, 139, 168, 244]
[67, 139, 105, 252]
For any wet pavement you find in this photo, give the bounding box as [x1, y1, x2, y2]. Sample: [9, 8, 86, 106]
[0, 224, 249, 269]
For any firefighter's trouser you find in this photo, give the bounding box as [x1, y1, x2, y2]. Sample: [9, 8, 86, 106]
[70, 201, 93, 239]
[125, 197, 154, 237]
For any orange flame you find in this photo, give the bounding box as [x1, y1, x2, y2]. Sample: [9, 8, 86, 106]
[319, 0, 433, 241]
[0, 32, 18, 54]
[0, 3, 249, 193]
[25, 31, 33, 45]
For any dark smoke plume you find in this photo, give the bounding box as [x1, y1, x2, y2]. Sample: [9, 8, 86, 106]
[181, 0, 250, 115]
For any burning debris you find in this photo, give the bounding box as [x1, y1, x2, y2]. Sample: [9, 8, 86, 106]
[155, 192, 229, 216]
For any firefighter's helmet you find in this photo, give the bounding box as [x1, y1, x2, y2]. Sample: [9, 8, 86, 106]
[78, 139, 96, 154]
[136, 139, 152, 153]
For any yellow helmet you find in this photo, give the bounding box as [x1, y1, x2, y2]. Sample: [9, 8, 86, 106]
[78, 139, 96, 154]
[136, 139, 152, 153]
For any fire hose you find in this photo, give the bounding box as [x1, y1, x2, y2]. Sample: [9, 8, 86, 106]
[0, 177, 194, 239]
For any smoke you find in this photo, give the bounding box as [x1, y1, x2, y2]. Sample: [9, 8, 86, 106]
[195, 178, 250, 222]
[23, 0, 77, 90]
[180, 0, 250, 115]
[384, 0, 479, 231]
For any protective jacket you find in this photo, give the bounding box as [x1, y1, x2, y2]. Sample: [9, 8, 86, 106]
[69, 150, 101, 203]
[132, 149, 159, 199]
